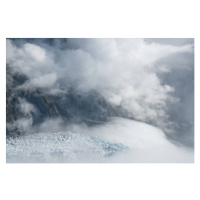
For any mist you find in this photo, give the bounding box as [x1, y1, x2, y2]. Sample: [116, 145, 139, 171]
[6, 118, 193, 163]
[6, 38, 194, 162]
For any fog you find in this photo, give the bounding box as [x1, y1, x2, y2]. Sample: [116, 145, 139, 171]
[6, 118, 193, 163]
[6, 38, 194, 162]
[6, 39, 194, 144]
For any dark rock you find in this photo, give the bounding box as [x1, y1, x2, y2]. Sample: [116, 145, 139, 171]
[6, 66, 128, 137]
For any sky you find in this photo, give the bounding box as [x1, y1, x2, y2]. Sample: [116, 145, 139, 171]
[6, 38, 194, 147]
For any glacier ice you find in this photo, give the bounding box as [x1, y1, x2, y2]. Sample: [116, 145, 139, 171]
[6, 131, 127, 163]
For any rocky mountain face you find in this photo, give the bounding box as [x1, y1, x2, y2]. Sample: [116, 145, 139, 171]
[6, 66, 127, 137]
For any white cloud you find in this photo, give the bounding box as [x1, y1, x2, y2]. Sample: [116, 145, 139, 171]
[6, 118, 194, 163]
[24, 43, 46, 62]
[157, 65, 171, 73]
[6, 38, 193, 130]
[18, 98, 36, 114]
[71, 118, 194, 163]
[30, 73, 57, 88]
[108, 94, 122, 106]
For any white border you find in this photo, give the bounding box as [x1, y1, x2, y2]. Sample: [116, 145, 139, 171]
[0, 1, 199, 200]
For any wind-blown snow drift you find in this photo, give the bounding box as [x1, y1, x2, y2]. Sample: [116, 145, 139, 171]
[6, 118, 193, 163]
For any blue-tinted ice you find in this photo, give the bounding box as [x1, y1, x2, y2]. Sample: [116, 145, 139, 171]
[6, 131, 127, 163]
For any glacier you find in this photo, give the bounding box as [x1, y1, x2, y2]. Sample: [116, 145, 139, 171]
[6, 118, 194, 163]
[6, 131, 127, 163]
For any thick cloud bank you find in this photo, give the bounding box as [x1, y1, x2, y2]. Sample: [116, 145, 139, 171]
[6, 38, 194, 147]
[6, 118, 193, 163]
[80, 118, 194, 163]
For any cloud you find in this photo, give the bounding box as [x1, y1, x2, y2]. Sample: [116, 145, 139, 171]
[23, 43, 46, 61]
[6, 118, 194, 163]
[6, 39, 58, 88]
[18, 73, 57, 90]
[7, 118, 33, 134]
[18, 98, 36, 114]
[6, 38, 194, 146]
[145, 38, 194, 46]
[79, 117, 194, 163]
[155, 51, 194, 146]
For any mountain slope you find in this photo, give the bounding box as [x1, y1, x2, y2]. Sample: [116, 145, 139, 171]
[6, 66, 126, 137]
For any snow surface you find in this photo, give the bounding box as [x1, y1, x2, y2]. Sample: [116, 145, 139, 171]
[6, 131, 126, 163]
[6, 118, 194, 163]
